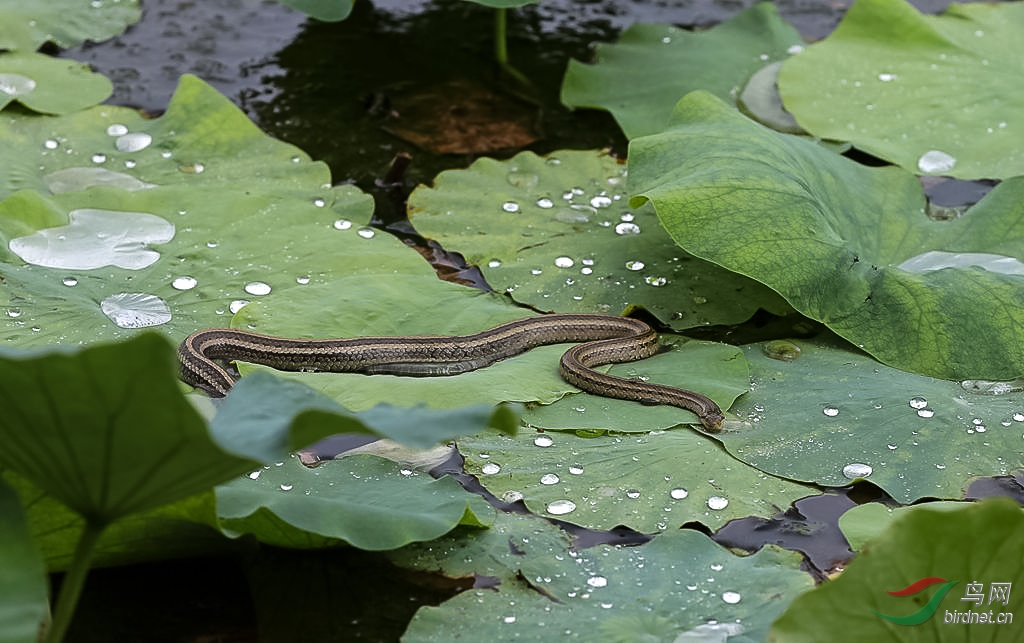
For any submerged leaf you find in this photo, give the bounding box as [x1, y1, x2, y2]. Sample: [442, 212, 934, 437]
[630, 90, 1024, 380]
[779, 0, 1024, 179]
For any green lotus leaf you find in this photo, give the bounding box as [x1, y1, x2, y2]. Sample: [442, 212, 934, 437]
[0, 75, 425, 352]
[409, 150, 789, 330]
[837, 501, 968, 553]
[0, 52, 111, 114]
[394, 512, 812, 642]
[779, 0, 1024, 179]
[459, 428, 814, 533]
[216, 454, 495, 550]
[561, 2, 803, 139]
[629, 90, 1024, 381]
[0, 476, 48, 643]
[0, 0, 140, 51]
[718, 337, 1024, 504]
[770, 498, 1023, 641]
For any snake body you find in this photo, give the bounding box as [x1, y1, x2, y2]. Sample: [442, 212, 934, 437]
[178, 313, 725, 431]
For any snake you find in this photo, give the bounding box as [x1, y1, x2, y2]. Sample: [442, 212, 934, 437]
[178, 313, 725, 431]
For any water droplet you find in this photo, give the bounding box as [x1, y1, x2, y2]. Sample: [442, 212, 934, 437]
[161, 151, 172, 159]
[762, 340, 801, 361]
[661, 36, 671, 44]
[877, 73, 896, 82]
[502, 490, 524, 502]
[917, 150, 956, 174]
[279, 483, 293, 491]
[44, 139, 58, 149]
[172, 276, 197, 290]
[312, 197, 326, 208]
[670, 488, 689, 500]
[887, 444, 898, 450]
[481, 462, 501, 475]
[115, 132, 152, 152]
[823, 406, 840, 417]
[843, 463, 873, 479]
[626, 489, 641, 499]
[244, 281, 272, 296]
[1013, 412, 1024, 422]
[707, 496, 728, 510]
[546, 499, 576, 515]
[503, 616, 516, 624]
[787, 44, 804, 54]
[935, 463, 946, 470]
[590, 195, 612, 208]
[587, 576, 608, 588]
[908, 396, 928, 409]
[6, 308, 21, 318]
[502, 201, 520, 213]
[568, 464, 584, 475]
[62, 276, 78, 287]
[247, 470, 261, 480]
[536, 197, 554, 209]
[917, 408, 935, 418]
[960, 380, 1022, 395]
[554, 256, 574, 268]
[615, 222, 640, 235]
[625, 260, 645, 271]
[487, 259, 501, 268]
[333, 219, 352, 230]
[357, 227, 375, 239]
[620, 212, 635, 222]
[124, 160, 136, 169]
[540, 473, 560, 485]
[101, 293, 171, 328]
[644, 276, 667, 287]
[229, 300, 249, 314]
[533, 435, 553, 447]
[178, 162, 205, 174]
[296, 275, 310, 285]
[722, 591, 741, 604]
[91, 153, 106, 164]
[106, 124, 129, 136]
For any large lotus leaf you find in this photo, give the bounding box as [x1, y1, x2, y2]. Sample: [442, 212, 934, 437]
[560, 3, 803, 139]
[0, 0, 140, 51]
[3, 470, 228, 571]
[716, 337, 1024, 505]
[522, 339, 747, 431]
[459, 429, 814, 533]
[217, 453, 494, 550]
[0, 333, 259, 524]
[409, 150, 789, 330]
[0, 51, 111, 114]
[770, 498, 1023, 642]
[0, 75, 434, 351]
[235, 273, 746, 430]
[395, 512, 812, 642]
[629, 91, 1024, 381]
[0, 476, 48, 643]
[779, 0, 1024, 179]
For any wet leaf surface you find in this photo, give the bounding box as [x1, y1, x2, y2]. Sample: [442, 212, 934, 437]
[630, 91, 1024, 381]
[0, 0, 140, 51]
[0, 52, 112, 114]
[779, 0, 1024, 179]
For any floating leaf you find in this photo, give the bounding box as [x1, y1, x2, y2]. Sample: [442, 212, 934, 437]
[394, 512, 813, 641]
[629, 90, 1024, 380]
[0, 52, 112, 114]
[275, 0, 354, 22]
[0, 476, 48, 643]
[717, 337, 1024, 504]
[0, 75, 419, 352]
[0, 0, 141, 51]
[561, 2, 803, 138]
[779, 0, 1024, 179]
[217, 454, 494, 550]
[460, 429, 813, 532]
[409, 150, 789, 330]
[770, 498, 1024, 641]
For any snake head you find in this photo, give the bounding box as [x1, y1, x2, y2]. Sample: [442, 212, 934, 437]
[699, 411, 726, 433]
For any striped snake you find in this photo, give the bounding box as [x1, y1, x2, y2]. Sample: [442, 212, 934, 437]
[178, 314, 725, 431]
